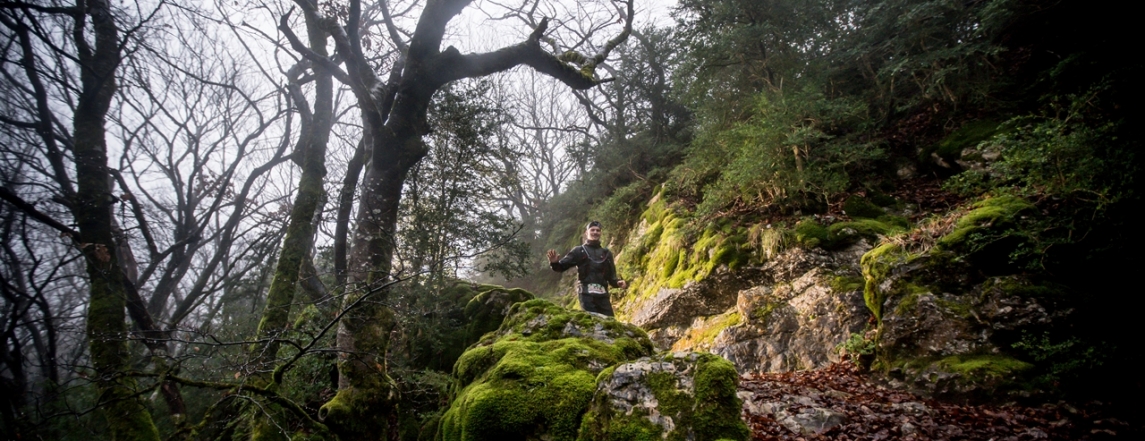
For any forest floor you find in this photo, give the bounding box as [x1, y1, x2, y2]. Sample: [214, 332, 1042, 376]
[738, 363, 1138, 440]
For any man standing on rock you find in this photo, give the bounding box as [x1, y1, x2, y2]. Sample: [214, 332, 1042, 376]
[548, 221, 628, 317]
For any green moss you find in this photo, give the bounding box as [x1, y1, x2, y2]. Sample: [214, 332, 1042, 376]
[596, 412, 663, 441]
[843, 196, 884, 219]
[441, 300, 655, 441]
[860, 243, 911, 320]
[988, 277, 1066, 299]
[319, 386, 391, 440]
[826, 218, 908, 248]
[878, 214, 911, 229]
[661, 248, 682, 279]
[692, 356, 749, 441]
[641, 221, 666, 254]
[935, 355, 1033, 379]
[463, 286, 535, 345]
[830, 275, 865, 293]
[623, 210, 748, 305]
[930, 120, 1000, 160]
[938, 195, 1035, 249]
[890, 283, 931, 316]
[795, 220, 829, 248]
[443, 342, 603, 440]
[876, 354, 1036, 398]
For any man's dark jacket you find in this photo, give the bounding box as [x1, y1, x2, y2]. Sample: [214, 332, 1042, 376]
[550, 240, 621, 294]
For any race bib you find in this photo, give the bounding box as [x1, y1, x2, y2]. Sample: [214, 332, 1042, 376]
[585, 283, 607, 294]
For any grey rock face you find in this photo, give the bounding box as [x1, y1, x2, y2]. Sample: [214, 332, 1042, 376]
[879, 292, 987, 357]
[740, 386, 850, 436]
[626, 244, 871, 375]
[631, 267, 755, 329]
[582, 352, 748, 441]
[873, 271, 1066, 398]
[715, 267, 869, 373]
[878, 275, 1065, 361]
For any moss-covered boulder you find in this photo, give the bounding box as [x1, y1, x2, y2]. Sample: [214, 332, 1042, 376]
[578, 352, 748, 441]
[438, 300, 654, 441]
[858, 195, 1070, 399]
[795, 216, 908, 251]
[463, 286, 535, 345]
[927, 195, 1043, 276]
[923, 120, 1000, 170]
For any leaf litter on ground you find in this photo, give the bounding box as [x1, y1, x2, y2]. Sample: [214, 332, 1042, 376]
[739, 362, 1136, 440]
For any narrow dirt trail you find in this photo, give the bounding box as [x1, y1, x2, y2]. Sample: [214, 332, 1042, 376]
[738, 363, 1134, 440]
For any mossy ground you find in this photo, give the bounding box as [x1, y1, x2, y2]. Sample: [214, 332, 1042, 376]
[935, 354, 1033, 379]
[924, 120, 1000, 164]
[797, 216, 907, 250]
[830, 274, 865, 293]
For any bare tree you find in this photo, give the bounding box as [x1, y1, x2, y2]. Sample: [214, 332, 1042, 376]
[486, 72, 592, 229]
[0, 0, 168, 437]
[272, 0, 634, 436]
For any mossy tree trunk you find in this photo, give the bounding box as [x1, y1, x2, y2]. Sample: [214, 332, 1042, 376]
[71, 0, 161, 439]
[279, 0, 632, 438]
[251, 13, 333, 372]
[247, 12, 333, 441]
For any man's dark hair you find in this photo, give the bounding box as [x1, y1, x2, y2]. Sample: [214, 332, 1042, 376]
[586, 220, 602, 229]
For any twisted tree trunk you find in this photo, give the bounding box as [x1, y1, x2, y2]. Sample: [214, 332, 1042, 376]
[280, 1, 632, 438]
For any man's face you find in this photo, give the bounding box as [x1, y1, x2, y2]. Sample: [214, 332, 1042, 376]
[586, 226, 602, 241]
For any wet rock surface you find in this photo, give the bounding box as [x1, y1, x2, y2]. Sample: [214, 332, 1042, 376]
[740, 363, 1136, 440]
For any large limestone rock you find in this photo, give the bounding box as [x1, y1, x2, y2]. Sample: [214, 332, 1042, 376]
[579, 352, 749, 441]
[462, 286, 534, 345]
[440, 299, 653, 441]
[631, 268, 755, 329]
[624, 243, 872, 375]
[861, 197, 1072, 398]
[872, 268, 1060, 397]
[715, 262, 869, 373]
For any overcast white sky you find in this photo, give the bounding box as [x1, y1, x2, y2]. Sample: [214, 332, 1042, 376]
[445, 0, 679, 54]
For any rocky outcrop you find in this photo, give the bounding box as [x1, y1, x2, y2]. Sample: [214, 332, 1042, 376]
[631, 268, 757, 329]
[622, 242, 872, 375]
[440, 300, 653, 441]
[580, 352, 748, 441]
[860, 197, 1073, 399]
[614, 193, 1073, 399]
[716, 261, 870, 373]
[873, 272, 1061, 398]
